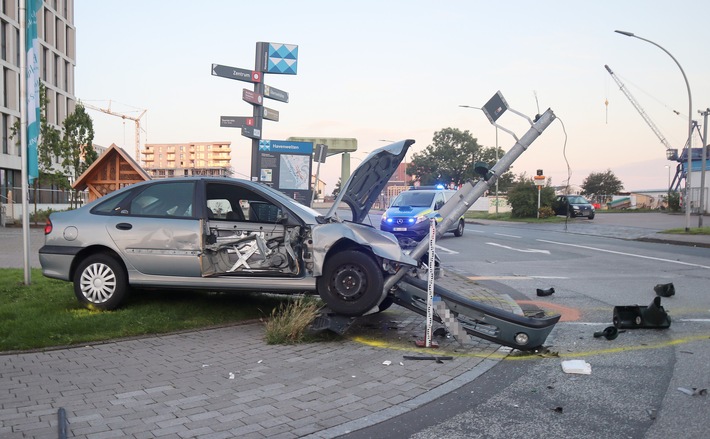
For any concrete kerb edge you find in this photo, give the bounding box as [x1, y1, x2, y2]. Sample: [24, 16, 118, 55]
[304, 353, 504, 439]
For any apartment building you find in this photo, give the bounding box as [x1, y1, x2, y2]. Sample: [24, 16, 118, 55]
[142, 141, 233, 178]
[0, 0, 75, 203]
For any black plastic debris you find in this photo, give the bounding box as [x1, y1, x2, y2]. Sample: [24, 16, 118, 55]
[613, 296, 671, 329]
[537, 287, 555, 297]
[654, 282, 675, 297]
[403, 355, 453, 363]
[593, 326, 621, 340]
[433, 327, 448, 337]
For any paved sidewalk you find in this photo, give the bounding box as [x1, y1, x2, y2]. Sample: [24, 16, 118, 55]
[0, 269, 514, 439]
[2, 213, 708, 438]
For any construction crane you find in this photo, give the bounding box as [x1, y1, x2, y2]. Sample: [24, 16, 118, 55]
[604, 64, 678, 161]
[81, 100, 147, 163]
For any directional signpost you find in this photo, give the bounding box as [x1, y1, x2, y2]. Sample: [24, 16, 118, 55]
[211, 64, 261, 83]
[213, 42, 298, 183]
[263, 85, 289, 103]
[220, 116, 254, 128]
[262, 107, 279, 121]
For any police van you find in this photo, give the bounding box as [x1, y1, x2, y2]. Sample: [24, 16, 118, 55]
[380, 186, 465, 244]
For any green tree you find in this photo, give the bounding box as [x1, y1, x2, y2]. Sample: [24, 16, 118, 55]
[507, 175, 555, 218]
[60, 103, 96, 182]
[10, 83, 65, 190]
[581, 170, 624, 204]
[407, 128, 513, 189]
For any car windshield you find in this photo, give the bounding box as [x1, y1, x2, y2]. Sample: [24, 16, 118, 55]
[392, 191, 435, 208]
[567, 196, 590, 204]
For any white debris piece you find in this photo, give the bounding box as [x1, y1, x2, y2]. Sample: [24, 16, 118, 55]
[382, 360, 392, 366]
[228, 372, 235, 379]
[561, 360, 591, 375]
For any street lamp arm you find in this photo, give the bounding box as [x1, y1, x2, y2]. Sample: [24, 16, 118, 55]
[615, 30, 693, 230]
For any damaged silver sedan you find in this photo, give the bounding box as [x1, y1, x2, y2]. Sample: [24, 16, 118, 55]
[39, 140, 418, 316]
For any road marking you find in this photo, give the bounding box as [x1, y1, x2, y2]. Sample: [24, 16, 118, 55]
[435, 244, 458, 254]
[537, 239, 710, 269]
[486, 242, 551, 254]
[468, 275, 533, 280]
[494, 233, 521, 238]
[530, 276, 569, 279]
[517, 300, 581, 322]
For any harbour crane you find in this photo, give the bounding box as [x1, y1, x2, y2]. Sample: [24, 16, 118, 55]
[81, 100, 147, 163]
[604, 64, 678, 161]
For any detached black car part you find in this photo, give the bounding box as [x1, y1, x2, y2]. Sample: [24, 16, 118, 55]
[613, 296, 671, 329]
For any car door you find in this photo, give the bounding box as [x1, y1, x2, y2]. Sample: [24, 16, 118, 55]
[200, 181, 301, 278]
[105, 180, 203, 277]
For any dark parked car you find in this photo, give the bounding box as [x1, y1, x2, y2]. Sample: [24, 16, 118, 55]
[39, 140, 420, 316]
[554, 195, 595, 219]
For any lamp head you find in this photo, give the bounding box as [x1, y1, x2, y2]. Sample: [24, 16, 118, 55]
[474, 162, 492, 181]
[615, 30, 635, 37]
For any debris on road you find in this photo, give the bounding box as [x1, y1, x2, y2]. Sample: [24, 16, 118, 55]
[613, 296, 671, 329]
[593, 326, 625, 340]
[654, 282, 675, 297]
[537, 287, 555, 297]
[677, 387, 708, 397]
[403, 355, 454, 363]
[561, 360, 591, 375]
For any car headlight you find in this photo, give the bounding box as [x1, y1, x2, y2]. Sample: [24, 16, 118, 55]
[414, 215, 427, 224]
[572, 205, 580, 210]
[381, 212, 388, 221]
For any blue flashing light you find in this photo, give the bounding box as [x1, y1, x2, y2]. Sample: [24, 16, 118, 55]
[435, 184, 445, 190]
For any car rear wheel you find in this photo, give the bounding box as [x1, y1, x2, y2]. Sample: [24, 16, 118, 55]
[453, 219, 465, 237]
[73, 254, 128, 310]
[317, 250, 384, 316]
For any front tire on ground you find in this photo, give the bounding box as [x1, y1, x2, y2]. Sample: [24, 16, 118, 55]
[453, 219, 465, 237]
[316, 250, 384, 316]
[588, 212, 595, 220]
[73, 253, 128, 310]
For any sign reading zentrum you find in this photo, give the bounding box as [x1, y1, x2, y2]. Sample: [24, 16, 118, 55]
[258, 140, 313, 204]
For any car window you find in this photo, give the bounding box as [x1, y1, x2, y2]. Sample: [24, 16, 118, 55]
[92, 189, 135, 215]
[392, 191, 435, 207]
[128, 181, 195, 218]
[434, 193, 445, 210]
[206, 182, 284, 224]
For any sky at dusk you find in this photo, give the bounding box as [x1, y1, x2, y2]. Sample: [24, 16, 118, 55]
[75, 0, 710, 193]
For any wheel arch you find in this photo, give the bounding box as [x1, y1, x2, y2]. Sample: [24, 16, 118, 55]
[69, 246, 126, 283]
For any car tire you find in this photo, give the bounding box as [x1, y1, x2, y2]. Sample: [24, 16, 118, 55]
[588, 212, 595, 220]
[453, 219, 465, 237]
[73, 253, 128, 310]
[317, 250, 384, 316]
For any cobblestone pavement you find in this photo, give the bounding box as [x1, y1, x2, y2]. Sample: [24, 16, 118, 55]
[0, 269, 515, 439]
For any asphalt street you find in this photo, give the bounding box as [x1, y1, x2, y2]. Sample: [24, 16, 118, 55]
[1, 212, 709, 438]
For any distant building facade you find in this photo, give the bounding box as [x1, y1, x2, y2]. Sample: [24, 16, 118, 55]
[142, 141, 233, 178]
[0, 0, 76, 204]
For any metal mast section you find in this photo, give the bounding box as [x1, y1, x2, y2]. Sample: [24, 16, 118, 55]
[604, 64, 677, 160]
[82, 101, 147, 163]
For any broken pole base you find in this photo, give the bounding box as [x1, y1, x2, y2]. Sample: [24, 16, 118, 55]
[415, 339, 439, 348]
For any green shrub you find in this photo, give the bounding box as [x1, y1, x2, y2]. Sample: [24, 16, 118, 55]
[508, 182, 555, 218]
[538, 206, 555, 219]
[668, 191, 680, 212]
[264, 296, 321, 344]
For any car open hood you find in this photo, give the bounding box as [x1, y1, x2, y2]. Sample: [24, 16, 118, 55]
[325, 139, 414, 223]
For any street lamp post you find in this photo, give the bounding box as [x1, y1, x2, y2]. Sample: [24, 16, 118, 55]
[665, 165, 671, 209]
[615, 30, 693, 231]
[459, 105, 500, 216]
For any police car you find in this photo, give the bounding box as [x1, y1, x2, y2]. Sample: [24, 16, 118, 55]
[380, 186, 465, 243]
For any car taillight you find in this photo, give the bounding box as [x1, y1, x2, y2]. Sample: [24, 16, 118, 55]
[44, 218, 53, 235]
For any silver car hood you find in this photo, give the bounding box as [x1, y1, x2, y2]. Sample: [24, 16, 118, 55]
[325, 139, 414, 223]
